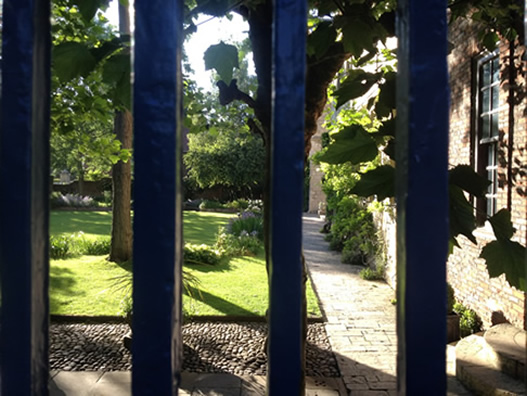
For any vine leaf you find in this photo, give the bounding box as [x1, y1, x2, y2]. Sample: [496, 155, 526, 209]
[334, 70, 381, 109]
[102, 54, 131, 109]
[71, 0, 108, 22]
[481, 240, 526, 292]
[307, 22, 337, 58]
[204, 42, 239, 85]
[375, 72, 396, 117]
[449, 185, 477, 245]
[338, 16, 375, 57]
[350, 165, 395, 201]
[53, 42, 96, 82]
[194, 0, 237, 16]
[318, 125, 378, 165]
[488, 209, 516, 240]
[449, 164, 490, 198]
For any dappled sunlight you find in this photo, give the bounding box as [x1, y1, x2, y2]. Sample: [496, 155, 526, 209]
[50, 211, 112, 238]
[183, 211, 234, 245]
[50, 256, 131, 316]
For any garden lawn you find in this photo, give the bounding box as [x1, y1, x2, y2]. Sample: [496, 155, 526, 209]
[184, 253, 321, 318]
[49, 210, 322, 318]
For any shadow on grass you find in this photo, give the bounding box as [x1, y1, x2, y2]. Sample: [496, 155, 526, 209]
[50, 211, 112, 237]
[49, 266, 80, 313]
[184, 212, 233, 246]
[185, 259, 232, 273]
[187, 286, 257, 316]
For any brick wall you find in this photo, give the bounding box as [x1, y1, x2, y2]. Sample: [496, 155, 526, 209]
[447, 17, 526, 330]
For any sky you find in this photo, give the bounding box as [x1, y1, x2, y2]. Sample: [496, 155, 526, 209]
[106, 1, 252, 92]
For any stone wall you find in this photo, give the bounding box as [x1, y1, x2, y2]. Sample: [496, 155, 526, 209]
[308, 116, 326, 214]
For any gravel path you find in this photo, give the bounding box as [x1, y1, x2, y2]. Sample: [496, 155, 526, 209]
[50, 322, 340, 377]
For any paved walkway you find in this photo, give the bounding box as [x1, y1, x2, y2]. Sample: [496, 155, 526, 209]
[303, 214, 472, 396]
[303, 215, 398, 395]
[50, 214, 471, 395]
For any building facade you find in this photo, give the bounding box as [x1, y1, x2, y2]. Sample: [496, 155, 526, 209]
[447, 17, 526, 330]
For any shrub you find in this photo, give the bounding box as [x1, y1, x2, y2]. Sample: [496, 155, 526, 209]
[50, 233, 110, 258]
[227, 211, 264, 241]
[49, 234, 73, 259]
[225, 199, 249, 210]
[325, 196, 379, 265]
[359, 265, 384, 281]
[215, 228, 263, 257]
[80, 237, 111, 255]
[199, 200, 225, 210]
[51, 193, 96, 208]
[184, 243, 223, 266]
[454, 302, 483, 337]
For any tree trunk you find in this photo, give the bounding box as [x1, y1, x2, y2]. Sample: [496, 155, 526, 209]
[109, 109, 133, 263]
[109, 2, 132, 263]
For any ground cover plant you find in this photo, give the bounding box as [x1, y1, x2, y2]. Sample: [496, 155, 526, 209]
[50, 210, 321, 317]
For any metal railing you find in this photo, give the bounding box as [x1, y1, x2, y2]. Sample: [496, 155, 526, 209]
[0, 0, 454, 394]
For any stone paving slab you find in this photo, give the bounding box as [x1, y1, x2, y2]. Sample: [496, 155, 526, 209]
[49, 372, 345, 395]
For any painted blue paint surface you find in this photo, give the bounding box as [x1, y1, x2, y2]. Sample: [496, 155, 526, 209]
[268, 0, 307, 393]
[133, 0, 184, 394]
[396, 0, 449, 394]
[0, 0, 51, 394]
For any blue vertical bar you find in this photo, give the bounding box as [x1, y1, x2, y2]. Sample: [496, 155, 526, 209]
[396, 0, 449, 394]
[268, 0, 307, 393]
[0, 0, 51, 394]
[133, 0, 184, 394]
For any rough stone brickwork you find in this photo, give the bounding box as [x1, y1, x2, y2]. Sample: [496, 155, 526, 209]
[447, 17, 526, 330]
[373, 204, 397, 290]
[308, 116, 326, 214]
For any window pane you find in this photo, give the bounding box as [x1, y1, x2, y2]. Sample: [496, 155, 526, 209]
[492, 58, 499, 82]
[482, 62, 491, 86]
[481, 115, 490, 139]
[491, 113, 499, 137]
[482, 88, 490, 113]
[492, 85, 499, 110]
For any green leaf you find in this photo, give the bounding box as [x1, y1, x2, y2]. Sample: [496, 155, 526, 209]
[334, 70, 380, 109]
[449, 164, 490, 198]
[488, 209, 516, 241]
[482, 31, 499, 51]
[204, 42, 239, 85]
[71, 0, 102, 22]
[91, 37, 127, 63]
[102, 54, 131, 109]
[350, 165, 395, 201]
[307, 22, 337, 58]
[377, 118, 396, 137]
[449, 185, 477, 244]
[318, 125, 378, 165]
[340, 18, 375, 57]
[53, 42, 96, 82]
[194, 0, 236, 16]
[375, 72, 396, 117]
[481, 240, 526, 292]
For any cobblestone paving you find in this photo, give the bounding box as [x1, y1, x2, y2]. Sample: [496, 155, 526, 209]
[303, 215, 398, 396]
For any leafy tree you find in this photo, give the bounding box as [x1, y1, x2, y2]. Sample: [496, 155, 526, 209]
[184, 130, 265, 199]
[52, 0, 133, 262]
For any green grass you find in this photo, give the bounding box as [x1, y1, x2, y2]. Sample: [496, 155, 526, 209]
[49, 210, 322, 318]
[50, 257, 131, 316]
[184, 253, 321, 317]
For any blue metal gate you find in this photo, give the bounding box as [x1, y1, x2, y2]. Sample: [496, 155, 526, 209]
[0, 0, 455, 394]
